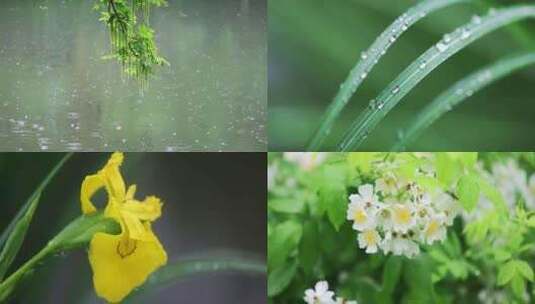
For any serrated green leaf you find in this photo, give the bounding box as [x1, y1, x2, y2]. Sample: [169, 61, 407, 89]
[456, 174, 480, 212]
[511, 275, 525, 298]
[268, 221, 302, 270]
[299, 221, 319, 278]
[0, 193, 41, 280]
[267, 259, 297, 297]
[347, 152, 376, 173]
[435, 153, 461, 187]
[514, 260, 534, 282]
[268, 198, 304, 214]
[318, 165, 347, 230]
[382, 256, 403, 295]
[497, 260, 517, 286]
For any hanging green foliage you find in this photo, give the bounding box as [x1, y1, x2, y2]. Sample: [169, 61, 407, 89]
[93, 0, 169, 89]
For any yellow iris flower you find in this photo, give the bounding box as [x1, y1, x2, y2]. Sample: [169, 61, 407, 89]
[80, 152, 167, 303]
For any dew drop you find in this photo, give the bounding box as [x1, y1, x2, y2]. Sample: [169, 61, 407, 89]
[419, 61, 427, 69]
[443, 34, 452, 43]
[471, 15, 482, 25]
[436, 42, 448, 52]
[392, 86, 400, 94]
[361, 52, 368, 60]
[461, 29, 471, 39]
[360, 72, 368, 79]
[389, 36, 396, 43]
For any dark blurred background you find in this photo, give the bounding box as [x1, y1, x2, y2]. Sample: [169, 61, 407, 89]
[0, 152, 266, 303]
[269, 0, 535, 151]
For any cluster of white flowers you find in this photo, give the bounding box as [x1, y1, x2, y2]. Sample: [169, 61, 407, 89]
[283, 152, 327, 171]
[347, 172, 460, 258]
[303, 281, 357, 304]
[486, 159, 535, 210]
[467, 158, 535, 221]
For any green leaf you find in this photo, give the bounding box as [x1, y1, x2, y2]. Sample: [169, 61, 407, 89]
[0, 212, 119, 302]
[456, 174, 480, 212]
[514, 260, 534, 282]
[339, 5, 535, 150]
[319, 184, 347, 231]
[268, 221, 302, 270]
[403, 255, 436, 303]
[394, 52, 535, 149]
[0, 153, 72, 250]
[347, 152, 376, 173]
[268, 198, 304, 214]
[267, 259, 298, 297]
[435, 153, 461, 187]
[381, 256, 403, 295]
[306, 0, 468, 150]
[510, 275, 525, 298]
[318, 165, 347, 231]
[497, 260, 517, 286]
[0, 193, 41, 280]
[299, 221, 319, 278]
[126, 253, 265, 302]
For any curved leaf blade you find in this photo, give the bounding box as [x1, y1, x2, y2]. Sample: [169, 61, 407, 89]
[393, 52, 535, 150]
[307, 0, 469, 150]
[0, 193, 41, 280]
[338, 5, 535, 151]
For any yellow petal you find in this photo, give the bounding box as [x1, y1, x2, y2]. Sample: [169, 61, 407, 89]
[80, 174, 105, 214]
[100, 152, 126, 201]
[126, 184, 137, 200]
[122, 196, 162, 221]
[89, 232, 167, 303]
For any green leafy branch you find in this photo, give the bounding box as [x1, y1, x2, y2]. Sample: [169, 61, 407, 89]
[94, 0, 169, 88]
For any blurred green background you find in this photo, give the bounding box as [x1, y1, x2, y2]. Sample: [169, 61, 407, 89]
[269, 0, 535, 151]
[0, 153, 266, 303]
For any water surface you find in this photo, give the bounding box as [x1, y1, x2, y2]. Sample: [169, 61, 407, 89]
[0, 0, 266, 151]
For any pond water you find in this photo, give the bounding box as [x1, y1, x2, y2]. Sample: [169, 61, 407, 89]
[0, 0, 266, 151]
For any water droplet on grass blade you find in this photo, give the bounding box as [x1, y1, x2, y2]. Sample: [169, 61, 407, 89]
[471, 15, 482, 25]
[361, 52, 368, 60]
[392, 86, 400, 94]
[436, 42, 448, 52]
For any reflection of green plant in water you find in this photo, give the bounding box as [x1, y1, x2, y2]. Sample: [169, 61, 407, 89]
[94, 0, 169, 88]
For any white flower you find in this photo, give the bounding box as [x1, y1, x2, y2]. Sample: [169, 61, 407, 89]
[347, 201, 377, 231]
[347, 184, 380, 231]
[284, 152, 327, 171]
[304, 281, 335, 304]
[375, 173, 401, 196]
[335, 297, 358, 304]
[422, 214, 447, 245]
[381, 231, 420, 258]
[358, 229, 381, 253]
[349, 184, 380, 208]
[434, 192, 460, 225]
[391, 203, 416, 233]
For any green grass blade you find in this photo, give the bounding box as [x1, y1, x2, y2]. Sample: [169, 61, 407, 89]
[393, 52, 535, 150]
[0, 153, 73, 250]
[306, 0, 470, 150]
[338, 5, 535, 151]
[0, 193, 41, 281]
[126, 253, 266, 302]
[0, 212, 118, 302]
